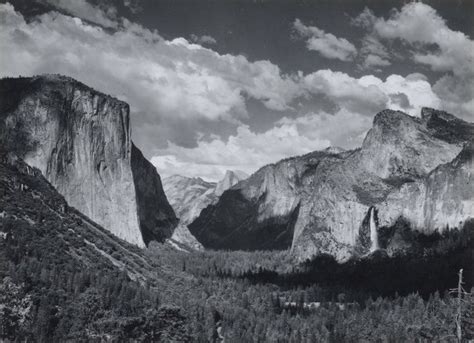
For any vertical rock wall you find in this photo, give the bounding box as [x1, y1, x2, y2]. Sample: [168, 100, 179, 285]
[0, 75, 176, 246]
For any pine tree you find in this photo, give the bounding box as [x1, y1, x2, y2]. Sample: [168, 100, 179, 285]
[463, 287, 474, 340]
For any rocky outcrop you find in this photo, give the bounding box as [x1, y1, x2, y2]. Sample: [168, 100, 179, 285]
[163, 170, 248, 225]
[214, 170, 249, 196]
[190, 108, 474, 261]
[378, 142, 474, 236]
[291, 110, 472, 261]
[168, 224, 204, 251]
[0, 75, 177, 246]
[131, 144, 177, 244]
[163, 175, 217, 226]
[163, 170, 248, 250]
[0, 151, 170, 283]
[189, 150, 342, 251]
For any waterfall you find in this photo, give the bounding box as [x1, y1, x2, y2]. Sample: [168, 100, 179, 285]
[369, 207, 379, 252]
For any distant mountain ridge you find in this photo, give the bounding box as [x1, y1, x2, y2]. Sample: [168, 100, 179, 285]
[163, 170, 248, 249]
[189, 108, 474, 261]
[0, 75, 177, 247]
[163, 170, 249, 225]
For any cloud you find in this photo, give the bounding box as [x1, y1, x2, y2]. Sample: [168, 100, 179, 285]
[363, 54, 390, 69]
[190, 34, 217, 45]
[301, 70, 440, 116]
[277, 109, 372, 149]
[432, 74, 474, 120]
[351, 7, 377, 29]
[388, 93, 410, 109]
[152, 68, 443, 180]
[40, 0, 118, 28]
[0, 3, 304, 154]
[358, 74, 441, 115]
[372, 2, 474, 77]
[354, 2, 474, 119]
[359, 35, 391, 70]
[152, 117, 331, 181]
[352, 11, 392, 71]
[302, 69, 388, 114]
[151, 107, 375, 181]
[293, 19, 357, 61]
[123, 0, 142, 14]
[1, 2, 459, 182]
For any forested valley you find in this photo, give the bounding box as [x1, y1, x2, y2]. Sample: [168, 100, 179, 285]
[1, 154, 473, 342]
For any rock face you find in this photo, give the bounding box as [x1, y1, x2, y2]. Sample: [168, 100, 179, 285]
[190, 108, 474, 261]
[0, 75, 177, 246]
[214, 170, 249, 196]
[189, 149, 338, 251]
[131, 144, 177, 244]
[0, 151, 175, 283]
[163, 170, 248, 249]
[168, 224, 205, 251]
[163, 175, 217, 226]
[163, 170, 248, 225]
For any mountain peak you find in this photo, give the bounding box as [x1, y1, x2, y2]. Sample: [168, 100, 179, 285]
[421, 107, 474, 144]
[190, 108, 473, 261]
[215, 170, 249, 196]
[223, 169, 249, 180]
[372, 109, 418, 129]
[0, 74, 128, 115]
[421, 107, 459, 122]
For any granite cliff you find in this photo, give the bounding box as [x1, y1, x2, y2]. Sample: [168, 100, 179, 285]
[0, 75, 177, 247]
[0, 151, 190, 340]
[163, 175, 216, 226]
[163, 170, 248, 250]
[163, 170, 248, 225]
[190, 108, 474, 261]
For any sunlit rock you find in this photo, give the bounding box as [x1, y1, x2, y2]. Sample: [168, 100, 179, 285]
[190, 108, 473, 261]
[0, 75, 177, 246]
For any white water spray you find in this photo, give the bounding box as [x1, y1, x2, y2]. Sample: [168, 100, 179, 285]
[369, 207, 379, 252]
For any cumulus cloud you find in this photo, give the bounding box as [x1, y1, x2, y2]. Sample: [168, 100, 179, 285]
[351, 7, 377, 29]
[152, 68, 442, 180]
[363, 54, 390, 69]
[301, 70, 440, 116]
[277, 109, 372, 149]
[151, 107, 375, 181]
[152, 117, 331, 181]
[293, 19, 357, 61]
[190, 34, 217, 45]
[0, 3, 304, 152]
[354, 2, 474, 119]
[372, 2, 474, 77]
[0, 2, 456, 181]
[40, 0, 118, 28]
[358, 74, 441, 115]
[302, 70, 387, 114]
[433, 74, 474, 119]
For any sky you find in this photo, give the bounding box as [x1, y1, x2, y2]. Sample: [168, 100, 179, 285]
[0, 0, 473, 181]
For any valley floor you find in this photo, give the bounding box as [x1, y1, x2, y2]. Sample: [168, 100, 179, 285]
[145, 225, 474, 342]
[1, 155, 473, 341]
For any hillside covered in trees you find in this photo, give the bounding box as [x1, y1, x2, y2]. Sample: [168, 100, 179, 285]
[1, 151, 473, 341]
